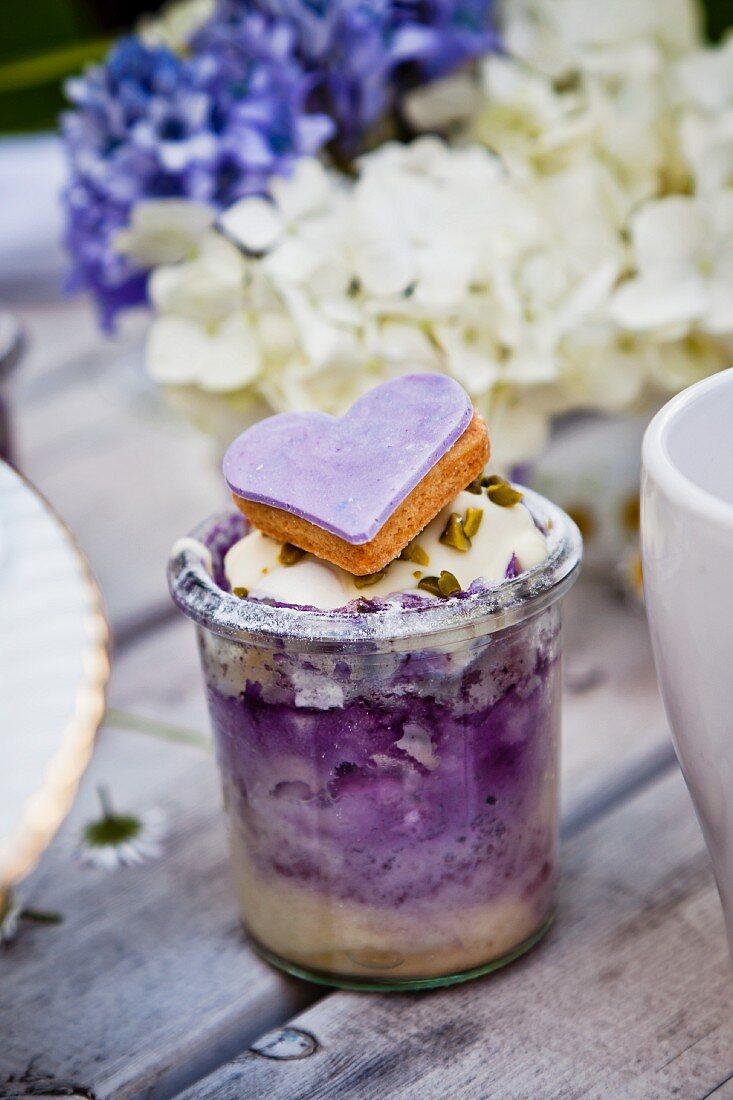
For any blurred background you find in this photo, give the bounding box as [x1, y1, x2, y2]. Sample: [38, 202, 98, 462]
[2, 0, 732, 135]
[1, 1, 155, 135]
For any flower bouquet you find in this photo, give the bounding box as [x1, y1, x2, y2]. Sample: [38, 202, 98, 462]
[61, 0, 733, 581]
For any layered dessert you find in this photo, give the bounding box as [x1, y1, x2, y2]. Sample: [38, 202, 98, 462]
[169, 375, 581, 989]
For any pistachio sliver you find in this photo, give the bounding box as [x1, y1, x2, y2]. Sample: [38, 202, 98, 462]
[465, 477, 484, 495]
[486, 479, 524, 508]
[439, 513, 472, 552]
[463, 507, 484, 538]
[353, 570, 387, 588]
[417, 571, 462, 599]
[232, 586, 249, 598]
[438, 570, 462, 597]
[400, 540, 430, 566]
[417, 575, 443, 597]
[279, 542, 306, 566]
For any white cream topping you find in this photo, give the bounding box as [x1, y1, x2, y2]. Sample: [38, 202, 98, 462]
[223, 489, 548, 611]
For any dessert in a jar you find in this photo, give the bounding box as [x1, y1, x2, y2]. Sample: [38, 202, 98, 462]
[169, 374, 581, 989]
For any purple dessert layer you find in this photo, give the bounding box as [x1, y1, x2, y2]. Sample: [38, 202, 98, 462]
[206, 629, 559, 911]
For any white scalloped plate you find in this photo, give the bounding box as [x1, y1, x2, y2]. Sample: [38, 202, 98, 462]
[0, 461, 109, 892]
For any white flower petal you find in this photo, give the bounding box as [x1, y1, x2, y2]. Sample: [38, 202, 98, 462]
[433, 323, 500, 393]
[114, 199, 215, 266]
[139, 0, 215, 50]
[675, 38, 733, 113]
[405, 73, 483, 131]
[146, 315, 209, 386]
[647, 333, 729, 392]
[219, 197, 285, 254]
[551, 260, 620, 339]
[561, 324, 647, 410]
[705, 280, 733, 334]
[264, 236, 323, 286]
[377, 321, 441, 366]
[611, 274, 707, 331]
[148, 233, 245, 325]
[353, 236, 416, 297]
[269, 159, 332, 222]
[352, 180, 416, 296]
[477, 389, 551, 467]
[281, 288, 357, 367]
[199, 313, 262, 393]
[631, 197, 706, 272]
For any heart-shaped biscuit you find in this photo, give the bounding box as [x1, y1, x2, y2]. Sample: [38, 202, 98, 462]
[223, 374, 474, 544]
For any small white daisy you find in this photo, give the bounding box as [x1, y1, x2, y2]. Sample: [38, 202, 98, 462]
[80, 787, 167, 870]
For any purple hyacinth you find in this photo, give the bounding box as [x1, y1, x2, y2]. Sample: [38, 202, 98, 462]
[62, 22, 333, 328]
[62, 0, 497, 327]
[236, 0, 498, 148]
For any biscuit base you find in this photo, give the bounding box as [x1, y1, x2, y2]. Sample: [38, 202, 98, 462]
[232, 411, 489, 575]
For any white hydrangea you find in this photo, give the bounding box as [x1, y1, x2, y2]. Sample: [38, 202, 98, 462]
[134, 0, 733, 465]
[611, 193, 733, 337]
[501, 0, 700, 79]
[145, 232, 298, 394]
[410, 36, 686, 206]
[141, 140, 629, 462]
[674, 34, 733, 193]
[114, 199, 215, 267]
[467, 57, 594, 181]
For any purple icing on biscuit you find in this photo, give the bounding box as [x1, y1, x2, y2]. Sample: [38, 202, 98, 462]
[222, 374, 473, 544]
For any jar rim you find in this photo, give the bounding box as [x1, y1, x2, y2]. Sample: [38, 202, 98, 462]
[167, 485, 582, 651]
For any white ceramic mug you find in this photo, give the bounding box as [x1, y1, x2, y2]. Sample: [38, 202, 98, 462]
[642, 366, 733, 950]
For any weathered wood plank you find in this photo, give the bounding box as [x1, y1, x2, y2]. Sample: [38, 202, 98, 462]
[107, 615, 209, 734]
[0, 619, 318, 1100]
[561, 580, 669, 820]
[182, 767, 731, 1100]
[565, 585, 674, 844]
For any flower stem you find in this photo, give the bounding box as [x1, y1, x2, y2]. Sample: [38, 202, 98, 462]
[104, 708, 209, 751]
[20, 908, 63, 925]
[0, 38, 112, 95]
[97, 784, 114, 820]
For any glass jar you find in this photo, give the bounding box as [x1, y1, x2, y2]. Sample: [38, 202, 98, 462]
[169, 488, 581, 990]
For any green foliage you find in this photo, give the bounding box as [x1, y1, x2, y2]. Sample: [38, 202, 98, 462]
[704, 0, 733, 40]
[0, 0, 94, 131]
[0, 0, 150, 132]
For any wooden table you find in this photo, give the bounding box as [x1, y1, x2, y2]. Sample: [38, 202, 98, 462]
[1, 298, 732, 1100]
